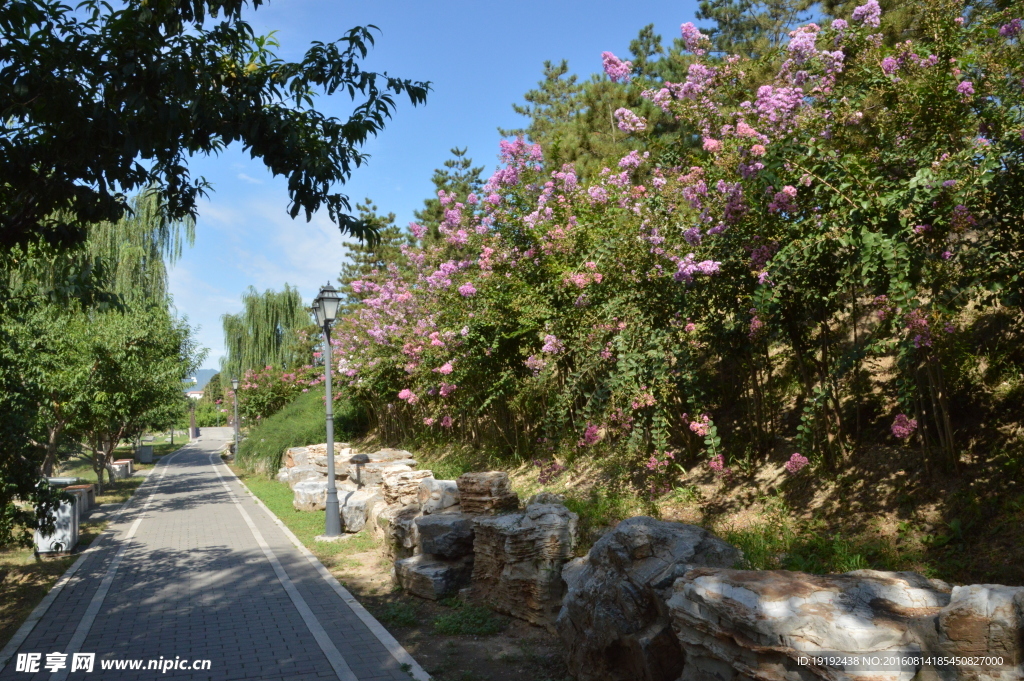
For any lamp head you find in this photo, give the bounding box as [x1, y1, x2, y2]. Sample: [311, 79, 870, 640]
[316, 283, 341, 324]
[311, 299, 326, 328]
[231, 377, 239, 390]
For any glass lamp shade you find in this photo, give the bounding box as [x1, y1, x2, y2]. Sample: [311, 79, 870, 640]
[317, 284, 341, 323]
[231, 377, 239, 390]
[311, 299, 326, 327]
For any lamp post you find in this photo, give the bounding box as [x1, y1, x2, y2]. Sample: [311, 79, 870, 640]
[189, 377, 198, 440]
[231, 377, 240, 456]
[313, 283, 342, 538]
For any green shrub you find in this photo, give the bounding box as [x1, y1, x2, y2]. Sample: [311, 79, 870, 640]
[236, 388, 366, 476]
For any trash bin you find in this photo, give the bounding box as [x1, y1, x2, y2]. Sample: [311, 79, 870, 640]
[136, 445, 153, 463]
[35, 495, 79, 554]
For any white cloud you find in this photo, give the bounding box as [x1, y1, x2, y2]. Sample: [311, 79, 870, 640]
[237, 173, 264, 184]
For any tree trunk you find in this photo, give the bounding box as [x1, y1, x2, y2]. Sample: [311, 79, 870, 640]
[41, 423, 64, 477]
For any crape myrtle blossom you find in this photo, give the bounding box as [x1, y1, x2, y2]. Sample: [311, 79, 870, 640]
[852, 0, 881, 28]
[614, 108, 647, 133]
[1001, 19, 1022, 37]
[337, 0, 1016, 481]
[601, 51, 632, 82]
[784, 453, 810, 473]
[891, 414, 918, 439]
[680, 22, 709, 55]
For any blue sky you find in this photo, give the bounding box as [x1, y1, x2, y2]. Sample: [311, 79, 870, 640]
[169, 0, 702, 370]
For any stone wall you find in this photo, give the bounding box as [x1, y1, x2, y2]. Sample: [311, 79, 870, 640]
[279, 447, 1024, 681]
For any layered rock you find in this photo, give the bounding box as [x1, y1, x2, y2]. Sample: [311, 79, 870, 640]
[286, 465, 321, 489]
[417, 513, 475, 559]
[348, 451, 417, 486]
[339, 488, 383, 533]
[292, 478, 357, 511]
[470, 503, 577, 630]
[668, 568, 1024, 681]
[418, 478, 460, 514]
[284, 446, 311, 468]
[292, 480, 328, 511]
[554, 517, 742, 681]
[395, 554, 473, 600]
[376, 503, 422, 561]
[312, 453, 353, 479]
[456, 471, 519, 514]
[306, 442, 352, 457]
[383, 469, 434, 506]
[275, 467, 289, 484]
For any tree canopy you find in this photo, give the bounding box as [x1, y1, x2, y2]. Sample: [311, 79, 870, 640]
[0, 0, 429, 250]
[221, 285, 312, 380]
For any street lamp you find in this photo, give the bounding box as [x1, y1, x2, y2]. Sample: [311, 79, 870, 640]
[313, 283, 342, 538]
[231, 377, 240, 457]
[189, 377, 198, 440]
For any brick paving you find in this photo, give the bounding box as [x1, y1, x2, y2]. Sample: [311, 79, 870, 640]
[0, 434, 420, 681]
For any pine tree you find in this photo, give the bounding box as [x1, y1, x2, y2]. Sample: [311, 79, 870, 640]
[413, 148, 485, 244]
[695, 0, 815, 58]
[338, 199, 413, 310]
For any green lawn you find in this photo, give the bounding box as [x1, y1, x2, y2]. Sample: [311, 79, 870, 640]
[230, 468, 378, 563]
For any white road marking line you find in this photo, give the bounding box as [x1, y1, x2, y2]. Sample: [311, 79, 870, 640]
[222, 462, 432, 681]
[47, 447, 189, 681]
[1, 447, 189, 675]
[209, 454, 358, 681]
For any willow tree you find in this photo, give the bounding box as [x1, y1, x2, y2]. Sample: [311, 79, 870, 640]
[221, 285, 311, 380]
[87, 191, 195, 302]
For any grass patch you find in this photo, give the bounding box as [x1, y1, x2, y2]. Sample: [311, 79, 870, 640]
[432, 600, 506, 636]
[0, 517, 108, 649]
[375, 600, 420, 627]
[237, 388, 366, 477]
[720, 496, 925, 575]
[230, 467, 379, 564]
[563, 487, 656, 553]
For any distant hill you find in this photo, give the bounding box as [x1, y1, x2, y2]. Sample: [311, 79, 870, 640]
[184, 369, 219, 392]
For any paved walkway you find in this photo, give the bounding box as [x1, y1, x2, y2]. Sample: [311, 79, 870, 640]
[1, 432, 425, 681]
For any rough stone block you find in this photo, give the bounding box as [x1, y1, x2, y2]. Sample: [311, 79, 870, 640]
[384, 469, 434, 506]
[456, 471, 519, 515]
[470, 503, 577, 630]
[396, 554, 473, 600]
[666, 568, 1000, 681]
[348, 461, 414, 487]
[417, 478, 460, 514]
[376, 503, 422, 560]
[292, 480, 327, 511]
[284, 446, 310, 468]
[416, 513, 475, 559]
[286, 465, 322, 489]
[555, 517, 742, 681]
[340, 488, 383, 533]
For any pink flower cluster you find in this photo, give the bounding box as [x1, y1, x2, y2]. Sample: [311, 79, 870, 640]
[784, 452, 809, 473]
[541, 334, 564, 354]
[688, 414, 711, 437]
[614, 108, 647, 133]
[601, 51, 632, 82]
[891, 414, 918, 439]
[578, 423, 601, 447]
[680, 22, 708, 55]
[707, 454, 731, 477]
[852, 0, 881, 28]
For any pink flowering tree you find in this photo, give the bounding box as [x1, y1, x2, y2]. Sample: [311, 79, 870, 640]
[331, 0, 1024, 482]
